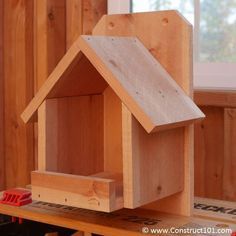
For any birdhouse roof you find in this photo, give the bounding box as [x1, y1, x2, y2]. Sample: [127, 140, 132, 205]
[21, 35, 204, 133]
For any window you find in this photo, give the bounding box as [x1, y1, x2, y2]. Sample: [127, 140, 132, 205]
[132, 0, 236, 63]
[108, 0, 236, 88]
[132, 0, 194, 25]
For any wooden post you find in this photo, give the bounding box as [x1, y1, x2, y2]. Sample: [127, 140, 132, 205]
[66, 0, 107, 48]
[223, 108, 236, 200]
[3, 0, 34, 188]
[0, 0, 5, 190]
[66, 0, 83, 49]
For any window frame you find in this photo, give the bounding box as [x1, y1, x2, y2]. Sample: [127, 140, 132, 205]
[108, 0, 236, 90]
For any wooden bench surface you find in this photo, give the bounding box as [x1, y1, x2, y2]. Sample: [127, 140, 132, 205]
[0, 192, 235, 235]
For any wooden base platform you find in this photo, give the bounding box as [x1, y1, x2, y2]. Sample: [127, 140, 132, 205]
[0, 192, 235, 235]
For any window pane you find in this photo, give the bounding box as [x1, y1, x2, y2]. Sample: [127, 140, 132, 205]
[131, 0, 194, 25]
[199, 0, 236, 62]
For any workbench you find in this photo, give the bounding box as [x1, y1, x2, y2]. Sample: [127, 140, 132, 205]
[0, 191, 235, 235]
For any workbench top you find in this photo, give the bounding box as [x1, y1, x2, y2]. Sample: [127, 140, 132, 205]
[0, 194, 235, 236]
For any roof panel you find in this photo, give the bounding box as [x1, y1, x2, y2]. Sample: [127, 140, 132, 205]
[78, 35, 205, 132]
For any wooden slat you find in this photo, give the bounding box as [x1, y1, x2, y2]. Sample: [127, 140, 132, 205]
[78, 35, 204, 133]
[47, 0, 66, 76]
[34, 0, 48, 90]
[66, 0, 83, 49]
[82, 0, 107, 35]
[31, 171, 119, 212]
[103, 87, 123, 174]
[122, 104, 184, 208]
[194, 89, 236, 107]
[34, 0, 66, 90]
[4, 0, 34, 188]
[0, 0, 5, 190]
[34, 0, 67, 169]
[32, 171, 115, 195]
[38, 101, 47, 171]
[93, 11, 195, 216]
[223, 108, 236, 201]
[66, 0, 107, 49]
[194, 107, 224, 199]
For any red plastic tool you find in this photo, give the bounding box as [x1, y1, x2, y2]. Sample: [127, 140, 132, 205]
[0, 188, 32, 206]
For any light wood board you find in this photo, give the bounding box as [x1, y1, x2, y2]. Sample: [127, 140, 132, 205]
[103, 87, 123, 174]
[194, 89, 236, 107]
[194, 107, 224, 199]
[34, 0, 66, 90]
[122, 104, 184, 208]
[93, 10, 197, 216]
[4, 0, 35, 188]
[223, 108, 236, 201]
[31, 171, 122, 212]
[194, 105, 236, 202]
[66, 0, 107, 48]
[0, 0, 5, 191]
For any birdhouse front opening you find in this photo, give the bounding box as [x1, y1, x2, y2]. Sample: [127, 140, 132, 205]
[32, 70, 125, 211]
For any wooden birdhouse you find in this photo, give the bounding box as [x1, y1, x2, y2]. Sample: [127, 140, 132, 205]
[21, 11, 204, 214]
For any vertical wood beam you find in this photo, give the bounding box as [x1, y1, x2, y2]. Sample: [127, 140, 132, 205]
[223, 108, 236, 201]
[4, 0, 34, 188]
[34, 0, 48, 90]
[35, 0, 107, 90]
[66, 0, 83, 49]
[34, 0, 66, 91]
[38, 101, 47, 171]
[93, 11, 194, 216]
[194, 107, 224, 199]
[46, 0, 66, 75]
[0, 0, 5, 190]
[66, 0, 107, 48]
[34, 0, 66, 169]
[38, 99, 59, 172]
[82, 0, 107, 35]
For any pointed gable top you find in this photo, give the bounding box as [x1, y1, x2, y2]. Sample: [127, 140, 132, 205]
[21, 35, 204, 133]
